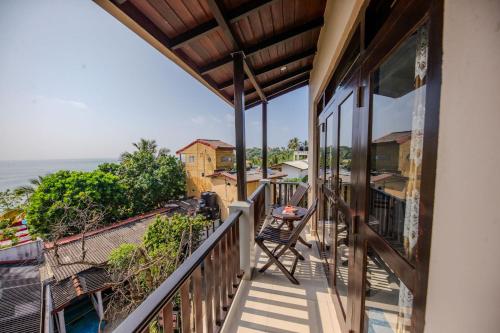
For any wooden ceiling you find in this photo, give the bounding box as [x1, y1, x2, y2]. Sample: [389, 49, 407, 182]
[98, 0, 326, 109]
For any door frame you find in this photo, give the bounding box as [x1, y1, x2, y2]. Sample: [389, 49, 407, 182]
[314, 0, 443, 332]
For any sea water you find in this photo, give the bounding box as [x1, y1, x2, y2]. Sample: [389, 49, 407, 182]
[0, 159, 117, 191]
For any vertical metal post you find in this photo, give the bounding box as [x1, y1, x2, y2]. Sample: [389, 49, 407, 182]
[262, 101, 268, 179]
[233, 51, 247, 201]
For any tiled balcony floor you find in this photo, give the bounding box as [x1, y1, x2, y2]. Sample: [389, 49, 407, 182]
[223, 230, 340, 333]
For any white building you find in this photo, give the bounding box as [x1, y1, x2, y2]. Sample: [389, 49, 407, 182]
[277, 160, 308, 180]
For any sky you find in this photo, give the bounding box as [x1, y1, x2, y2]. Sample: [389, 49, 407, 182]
[0, 0, 308, 161]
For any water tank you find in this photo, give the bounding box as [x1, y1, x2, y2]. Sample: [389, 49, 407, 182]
[201, 191, 218, 209]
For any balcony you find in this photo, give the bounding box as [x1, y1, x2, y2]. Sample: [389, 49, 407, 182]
[112, 180, 335, 333]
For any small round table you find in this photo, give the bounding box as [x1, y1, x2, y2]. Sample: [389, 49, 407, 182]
[271, 206, 312, 248]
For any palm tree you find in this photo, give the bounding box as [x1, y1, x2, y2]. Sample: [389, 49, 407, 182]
[287, 137, 301, 151]
[121, 139, 171, 161]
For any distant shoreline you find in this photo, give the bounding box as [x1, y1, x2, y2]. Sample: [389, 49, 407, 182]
[0, 158, 118, 192]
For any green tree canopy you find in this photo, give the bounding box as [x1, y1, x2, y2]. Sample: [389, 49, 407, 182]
[26, 170, 126, 237]
[116, 139, 185, 215]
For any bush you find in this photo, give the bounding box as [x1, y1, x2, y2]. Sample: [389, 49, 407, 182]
[26, 170, 127, 237]
[143, 213, 209, 257]
[0, 219, 10, 230]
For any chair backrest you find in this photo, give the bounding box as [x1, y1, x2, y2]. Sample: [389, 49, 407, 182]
[289, 198, 318, 244]
[288, 182, 310, 207]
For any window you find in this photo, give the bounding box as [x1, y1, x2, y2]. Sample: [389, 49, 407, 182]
[221, 156, 232, 163]
[369, 25, 429, 264]
[188, 155, 195, 163]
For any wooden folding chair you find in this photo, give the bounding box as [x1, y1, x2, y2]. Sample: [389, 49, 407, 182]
[255, 198, 318, 284]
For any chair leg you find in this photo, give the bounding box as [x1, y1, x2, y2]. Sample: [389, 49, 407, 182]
[256, 240, 299, 285]
[289, 246, 305, 261]
[259, 242, 288, 273]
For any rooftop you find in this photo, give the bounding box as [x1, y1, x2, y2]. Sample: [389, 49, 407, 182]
[278, 160, 308, 170]
[209, 169, 287, 182]
[373, 131, 412, 144]
[176, 139, 236, 154]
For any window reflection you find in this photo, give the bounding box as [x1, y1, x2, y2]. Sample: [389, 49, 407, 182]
[364, 246, 413, 333]
[339, 94, 353, 204]
[369, 25, 429, 263]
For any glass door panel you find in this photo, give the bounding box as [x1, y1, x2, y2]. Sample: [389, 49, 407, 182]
[333, 92, 355, 315]
[368, 25, 429, 265]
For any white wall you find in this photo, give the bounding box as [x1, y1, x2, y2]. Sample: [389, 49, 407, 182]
[425, 1, 500, 332]
[282, 165, 307, 180]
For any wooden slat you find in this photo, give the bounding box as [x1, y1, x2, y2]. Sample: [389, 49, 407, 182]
[246, 78, 309, 109]
[213, 244, 222, 325]
[161, 302, 174, 333]
[232, 224, 239, 286]
[180, 280, 191, 333]
[193, 266, 203, 333]
[220, 235, 229, 310]
[226, 230, 235, 296]
[204, 252, 214, 333]
[244, 65, 312, 95]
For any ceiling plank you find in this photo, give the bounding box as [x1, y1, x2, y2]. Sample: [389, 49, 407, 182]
[171, 0, 279, 50]
[206, 0, 267, 102]
[200, 17, 323, 75]
[218, 47, 317, 89]
[245, 79, 309, 110]
[244, 65, 312, 95]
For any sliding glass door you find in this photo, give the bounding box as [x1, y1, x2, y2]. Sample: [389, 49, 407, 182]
[314, 1, 442, 332]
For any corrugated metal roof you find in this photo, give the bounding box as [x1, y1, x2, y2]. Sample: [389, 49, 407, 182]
[0, 263, 41, 333]
[45, 202, 197, 282]
[280, 160, 309, 170]
[51, 268, 110, 312]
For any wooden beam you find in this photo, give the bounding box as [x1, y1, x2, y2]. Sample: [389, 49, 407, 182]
[245, 77, 309, 110]
[200, 17, 323, 75]
[233, 52, 247, 201]
[244, 65, 312, 95]
[218, 47, 316, 90]
[170, 0, 278, 50]
[206, 0, 266, 102]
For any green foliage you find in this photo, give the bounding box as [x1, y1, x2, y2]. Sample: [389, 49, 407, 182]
[144, 213, 209, 257]
[108, 243, 141, 270]
[0, 219, 10, 229]
[287, 137, 300, 151]
[26, 170, 127, 237]
[2, 227, 16, 239]
[116, 139, 186, 215]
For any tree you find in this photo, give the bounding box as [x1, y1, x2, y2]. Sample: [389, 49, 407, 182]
[26, 170, 126, 237]
[287, 137, 301, 151]
[116, 139, 185, 215]
[106, 213, 209, 321]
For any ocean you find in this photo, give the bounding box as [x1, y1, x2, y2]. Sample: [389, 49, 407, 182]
[0, 159, 117, 191]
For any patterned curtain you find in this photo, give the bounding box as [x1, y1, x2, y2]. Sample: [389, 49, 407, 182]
[396, 25, 429, 333]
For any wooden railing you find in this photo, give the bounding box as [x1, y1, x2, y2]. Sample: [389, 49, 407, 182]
[113, 210, 243, 333]
[270, 180, 308, 207]
[369, 187, 406, 244]
[248, 183, 266, 236]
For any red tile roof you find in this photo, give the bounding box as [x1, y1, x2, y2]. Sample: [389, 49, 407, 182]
[176, 139, 235, 154]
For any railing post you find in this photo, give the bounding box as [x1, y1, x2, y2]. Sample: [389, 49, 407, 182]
[259, 179, 272, 216]
[229, 201, 255, 280]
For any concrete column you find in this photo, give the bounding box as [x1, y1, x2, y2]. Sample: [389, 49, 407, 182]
[57, 310, 66, 333]
[96, 291, 104, 320]
[229, 200, 255, 280]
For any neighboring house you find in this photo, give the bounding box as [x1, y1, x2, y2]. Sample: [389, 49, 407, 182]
[371, 131, 412, 176]
[43, 202, 197, 333]
[293, 149, 308, 161]
[176, 139, 235, 198]
[371, 173, 408, 200]
[207, 169, 286, 219]
[275, 160, 308, 180]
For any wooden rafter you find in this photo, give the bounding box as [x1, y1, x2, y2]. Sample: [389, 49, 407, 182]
[200, 17, 323, 75]
[206, 0, 266, 102]
[243, 65, 312, 95]
[218, 47, 317, 90]
[170, 0, 279, 50]
[245, 77, 310, 110]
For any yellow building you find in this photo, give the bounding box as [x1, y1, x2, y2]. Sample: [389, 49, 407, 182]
[176, 139, 236, 198]
[177, 139, 286, 218]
